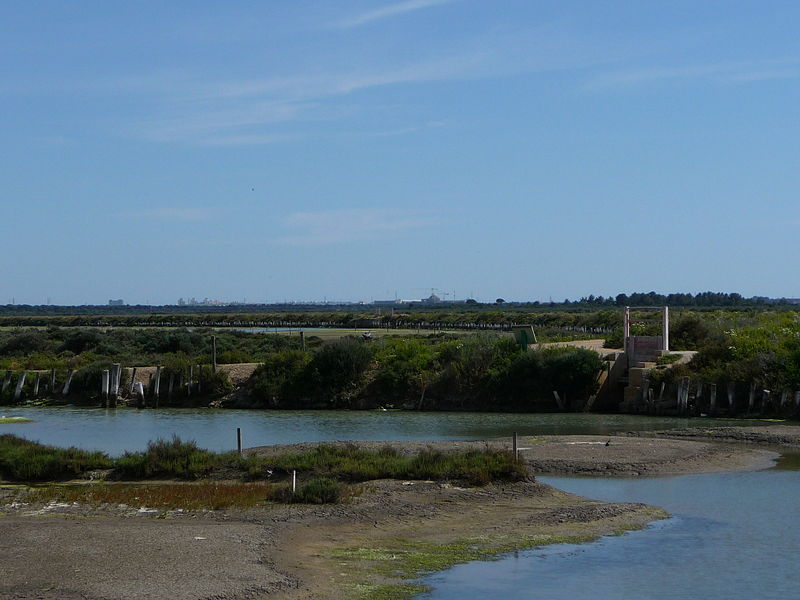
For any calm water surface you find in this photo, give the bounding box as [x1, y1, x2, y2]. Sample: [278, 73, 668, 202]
[0, 407, 769, 455]
[418, 470, 800, 600]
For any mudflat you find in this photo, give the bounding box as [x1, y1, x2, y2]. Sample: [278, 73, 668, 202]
[0, 431, 782, 600]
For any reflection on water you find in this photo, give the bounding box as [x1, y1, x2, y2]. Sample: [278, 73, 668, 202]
[0, 407, 772, 455]
[418, 471, 800, 600]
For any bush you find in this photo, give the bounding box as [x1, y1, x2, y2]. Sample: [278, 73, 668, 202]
[248, 350, 311, 406]
[114, 436, 223, 480]
[307, 338, 374, 403]
[292, 477, 341, 503]
[0, 434, 112, 481]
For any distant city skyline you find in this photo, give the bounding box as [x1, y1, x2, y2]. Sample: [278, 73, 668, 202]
[2, 1, 799, 304]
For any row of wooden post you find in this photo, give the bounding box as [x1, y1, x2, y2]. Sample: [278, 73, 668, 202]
[642, 374, 800, 416]
[1, 369, 75, 401]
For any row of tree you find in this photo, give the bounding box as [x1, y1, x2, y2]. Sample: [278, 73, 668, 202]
[244, 335, 604, 411]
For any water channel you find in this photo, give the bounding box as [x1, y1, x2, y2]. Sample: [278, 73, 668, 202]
[0, 407, 766, 455]
[418, 468, 800, 600]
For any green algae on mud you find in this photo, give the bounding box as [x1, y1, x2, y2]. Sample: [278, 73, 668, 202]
[0, 417, 33, 424]
[329, 512, 668, 600]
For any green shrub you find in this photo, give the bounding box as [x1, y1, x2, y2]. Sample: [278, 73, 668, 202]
[293, 477, 341, 503]
[0, 434, 112, 481]
[114, 436, 223, 480]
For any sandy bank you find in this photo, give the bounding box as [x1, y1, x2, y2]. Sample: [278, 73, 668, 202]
[250, 433, 778, 477]
[622, 424, 800, 448]
[0, 432, 777, 599]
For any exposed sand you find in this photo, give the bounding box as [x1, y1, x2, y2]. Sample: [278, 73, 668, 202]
[0, 432, 781, 600]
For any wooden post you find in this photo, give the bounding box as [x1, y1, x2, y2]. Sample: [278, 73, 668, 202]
[211, 336, 217, 374]
[748, 382, 756, 412]
[237, 427, 242, 454]
[657, 382, 665, 402]
[795, 390, 800, 408]
[129, 367, 137, 396]
[14, 372, 26, 401]
[153, 366, 162, 408]
[135, 382, 146, 407]
[2, 370, 12, 395]
[187, 365, 193, 397]
[695, 382, 703, 404]
[727, 382, 736, 412]
[50, 369, 57, 395]
[762, 390, 771, 413]
[300, 330, 306, 351]
[709, 384, 717, 414]
[101, 370, 110, 407]
[168, 373, 175, 402]
[62, 370, 74, 395]
[110, 363, 121, 397]
[552, 390, 565, 411]
[642, 372, 651, 412]
[33, 373, 41, 398]
[781, 390, 790, 409]
[679, 377, 690, 415]
[513, 432, 518, 459]
[196, 365, 202, 394]
[292, 470, 297, 493]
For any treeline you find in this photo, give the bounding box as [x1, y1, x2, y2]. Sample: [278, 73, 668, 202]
[0, 291, 796, 318]
[244, 335, 604, 411]
[0, 310, 620, 332]
[0, 327, 306, 371]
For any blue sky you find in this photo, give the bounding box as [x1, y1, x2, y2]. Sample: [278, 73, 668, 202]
[2, 0, 799, 305]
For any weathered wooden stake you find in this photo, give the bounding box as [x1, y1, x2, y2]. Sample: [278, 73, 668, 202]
[153, 366, 162, 408]
[727, 382, 736, 411]
[14, 372, 26, 401]
[795, 390, 800, 408]
[237, 427, 242, 454]
[101, 370, 110, 407]
[187, 365, 194, 397]
[110, 363, 121, 397]
[2, 370, 12, 395]
[748, 382, 756, 412]
[62, 370, 74, 395]
[762, 389, 771, 413]
[168, 373, 175, 401]
[129, 367, 137, 396]
[292, 470, 297, 493]
[135, 382, 146, 407]
[552, 391, 565, 411]
[50, 369, 57, 395]
[709, 384, 717, 414]
[300, 330, 306, 351]
[33, 373, 41, 398]
[781, 390, 790, 408]
[513, 432, 518, 459]
[212, 336, 217, 374]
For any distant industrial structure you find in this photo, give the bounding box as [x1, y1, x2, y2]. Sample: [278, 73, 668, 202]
[373, 292, 468, 306]
[108, 299, 125, 306]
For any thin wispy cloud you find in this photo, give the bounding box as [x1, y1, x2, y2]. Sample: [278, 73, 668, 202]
[132, 26, 617, 145]
[334, 0, 456, 29]
[275, 208, 438, 245]
[585, 58, 800, 90]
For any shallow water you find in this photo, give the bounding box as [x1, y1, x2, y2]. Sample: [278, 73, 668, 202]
[0, 407, 770, 455]
[417, 469, 800, 600]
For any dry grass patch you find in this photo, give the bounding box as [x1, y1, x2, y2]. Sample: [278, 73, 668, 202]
[27, 481, 272, 510]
